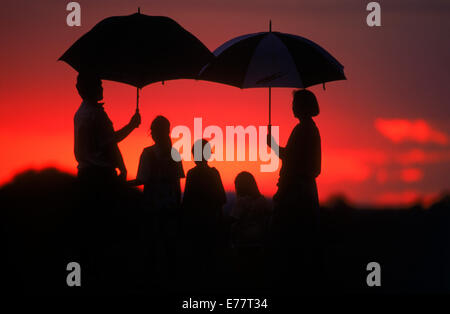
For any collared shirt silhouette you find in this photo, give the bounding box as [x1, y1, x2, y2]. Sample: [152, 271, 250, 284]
[74, 100, 122, 170]
[73, 73, 140, 181]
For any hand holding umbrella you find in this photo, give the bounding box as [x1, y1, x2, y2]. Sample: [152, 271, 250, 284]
[129, 108, 142, 129]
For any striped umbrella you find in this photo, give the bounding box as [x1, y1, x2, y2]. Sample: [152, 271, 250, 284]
[199, 21, 346, 132]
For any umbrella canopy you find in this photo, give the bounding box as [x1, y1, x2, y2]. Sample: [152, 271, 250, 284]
[59, 11, 214, 90]
[199, 27, 346, 129]
[199, 30, 345, 89]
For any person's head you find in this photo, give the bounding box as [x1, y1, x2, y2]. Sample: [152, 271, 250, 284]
[292, 89, 319, 119]
[235, 171, 261, 198]
[76, 72, 103, 101]
[192, 139, 211, 166]
[150, 115, 171, 145]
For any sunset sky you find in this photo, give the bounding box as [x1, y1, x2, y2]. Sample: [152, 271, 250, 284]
[1, 0, 449, 206]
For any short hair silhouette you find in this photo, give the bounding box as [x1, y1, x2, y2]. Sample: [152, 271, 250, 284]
[192, 139, 211, 163]
[235, 171, 261, 198]
[76, 72, 102, 100]
[150, 115, 171, 144]
[150, 115, 170, 134]
[292, 89, 319, 117]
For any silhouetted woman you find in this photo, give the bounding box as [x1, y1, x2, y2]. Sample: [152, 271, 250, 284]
[134, 116, 184, 212]
[131, 115, 185, 285]
[267, 89, 321, 245]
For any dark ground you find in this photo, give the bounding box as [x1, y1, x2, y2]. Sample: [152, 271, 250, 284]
[0, 168, 449, 297]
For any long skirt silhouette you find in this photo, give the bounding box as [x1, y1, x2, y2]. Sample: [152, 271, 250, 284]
[270, 177, 320, 291]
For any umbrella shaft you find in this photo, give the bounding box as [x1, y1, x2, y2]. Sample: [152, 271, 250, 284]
[136, 88, 140, 111]
[268, 87, 271, 126]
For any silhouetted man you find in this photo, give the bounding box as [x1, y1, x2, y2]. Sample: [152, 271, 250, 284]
[74, 73, 141, 183]
[73, 73, 141, 289]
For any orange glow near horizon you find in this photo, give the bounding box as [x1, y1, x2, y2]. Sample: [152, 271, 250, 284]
[1, 0, 449, 207]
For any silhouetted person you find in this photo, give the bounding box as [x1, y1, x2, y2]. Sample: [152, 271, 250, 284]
[132, 115, 184, 287]
[267, 89, 321, 290]
[133, 116, 184, 211]
[73, 72, 140, 290]
[230, 171, 272, 289]
[74, 73, 141, 184]
[231, 171, 272, 249]
[181, 139, 226, 284]
[267, 89, 321, 240]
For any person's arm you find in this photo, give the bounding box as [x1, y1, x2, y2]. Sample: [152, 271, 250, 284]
[113, 145, 127, 180]
[176, 159, 185, 205]
[131, 149, 148, 186]
[94, 109, 140, 149]
[267, 133, 286, 159]
[115, 111, 141, 143]
[173, 149, 186, 179]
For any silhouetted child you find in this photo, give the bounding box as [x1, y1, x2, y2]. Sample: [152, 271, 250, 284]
[231, 171, 272, 249]
[229, 171, 271, 289]
[181, 139, 226, 280]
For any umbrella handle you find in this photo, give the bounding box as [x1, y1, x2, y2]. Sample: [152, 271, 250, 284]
[268, 124, 272, 139]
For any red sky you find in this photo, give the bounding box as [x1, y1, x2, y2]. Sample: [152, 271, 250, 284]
[1, 0, 449, 206]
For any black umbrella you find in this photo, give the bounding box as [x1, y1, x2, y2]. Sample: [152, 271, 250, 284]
[59, 9, 214, 109]
[199, 21, 346, 131]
